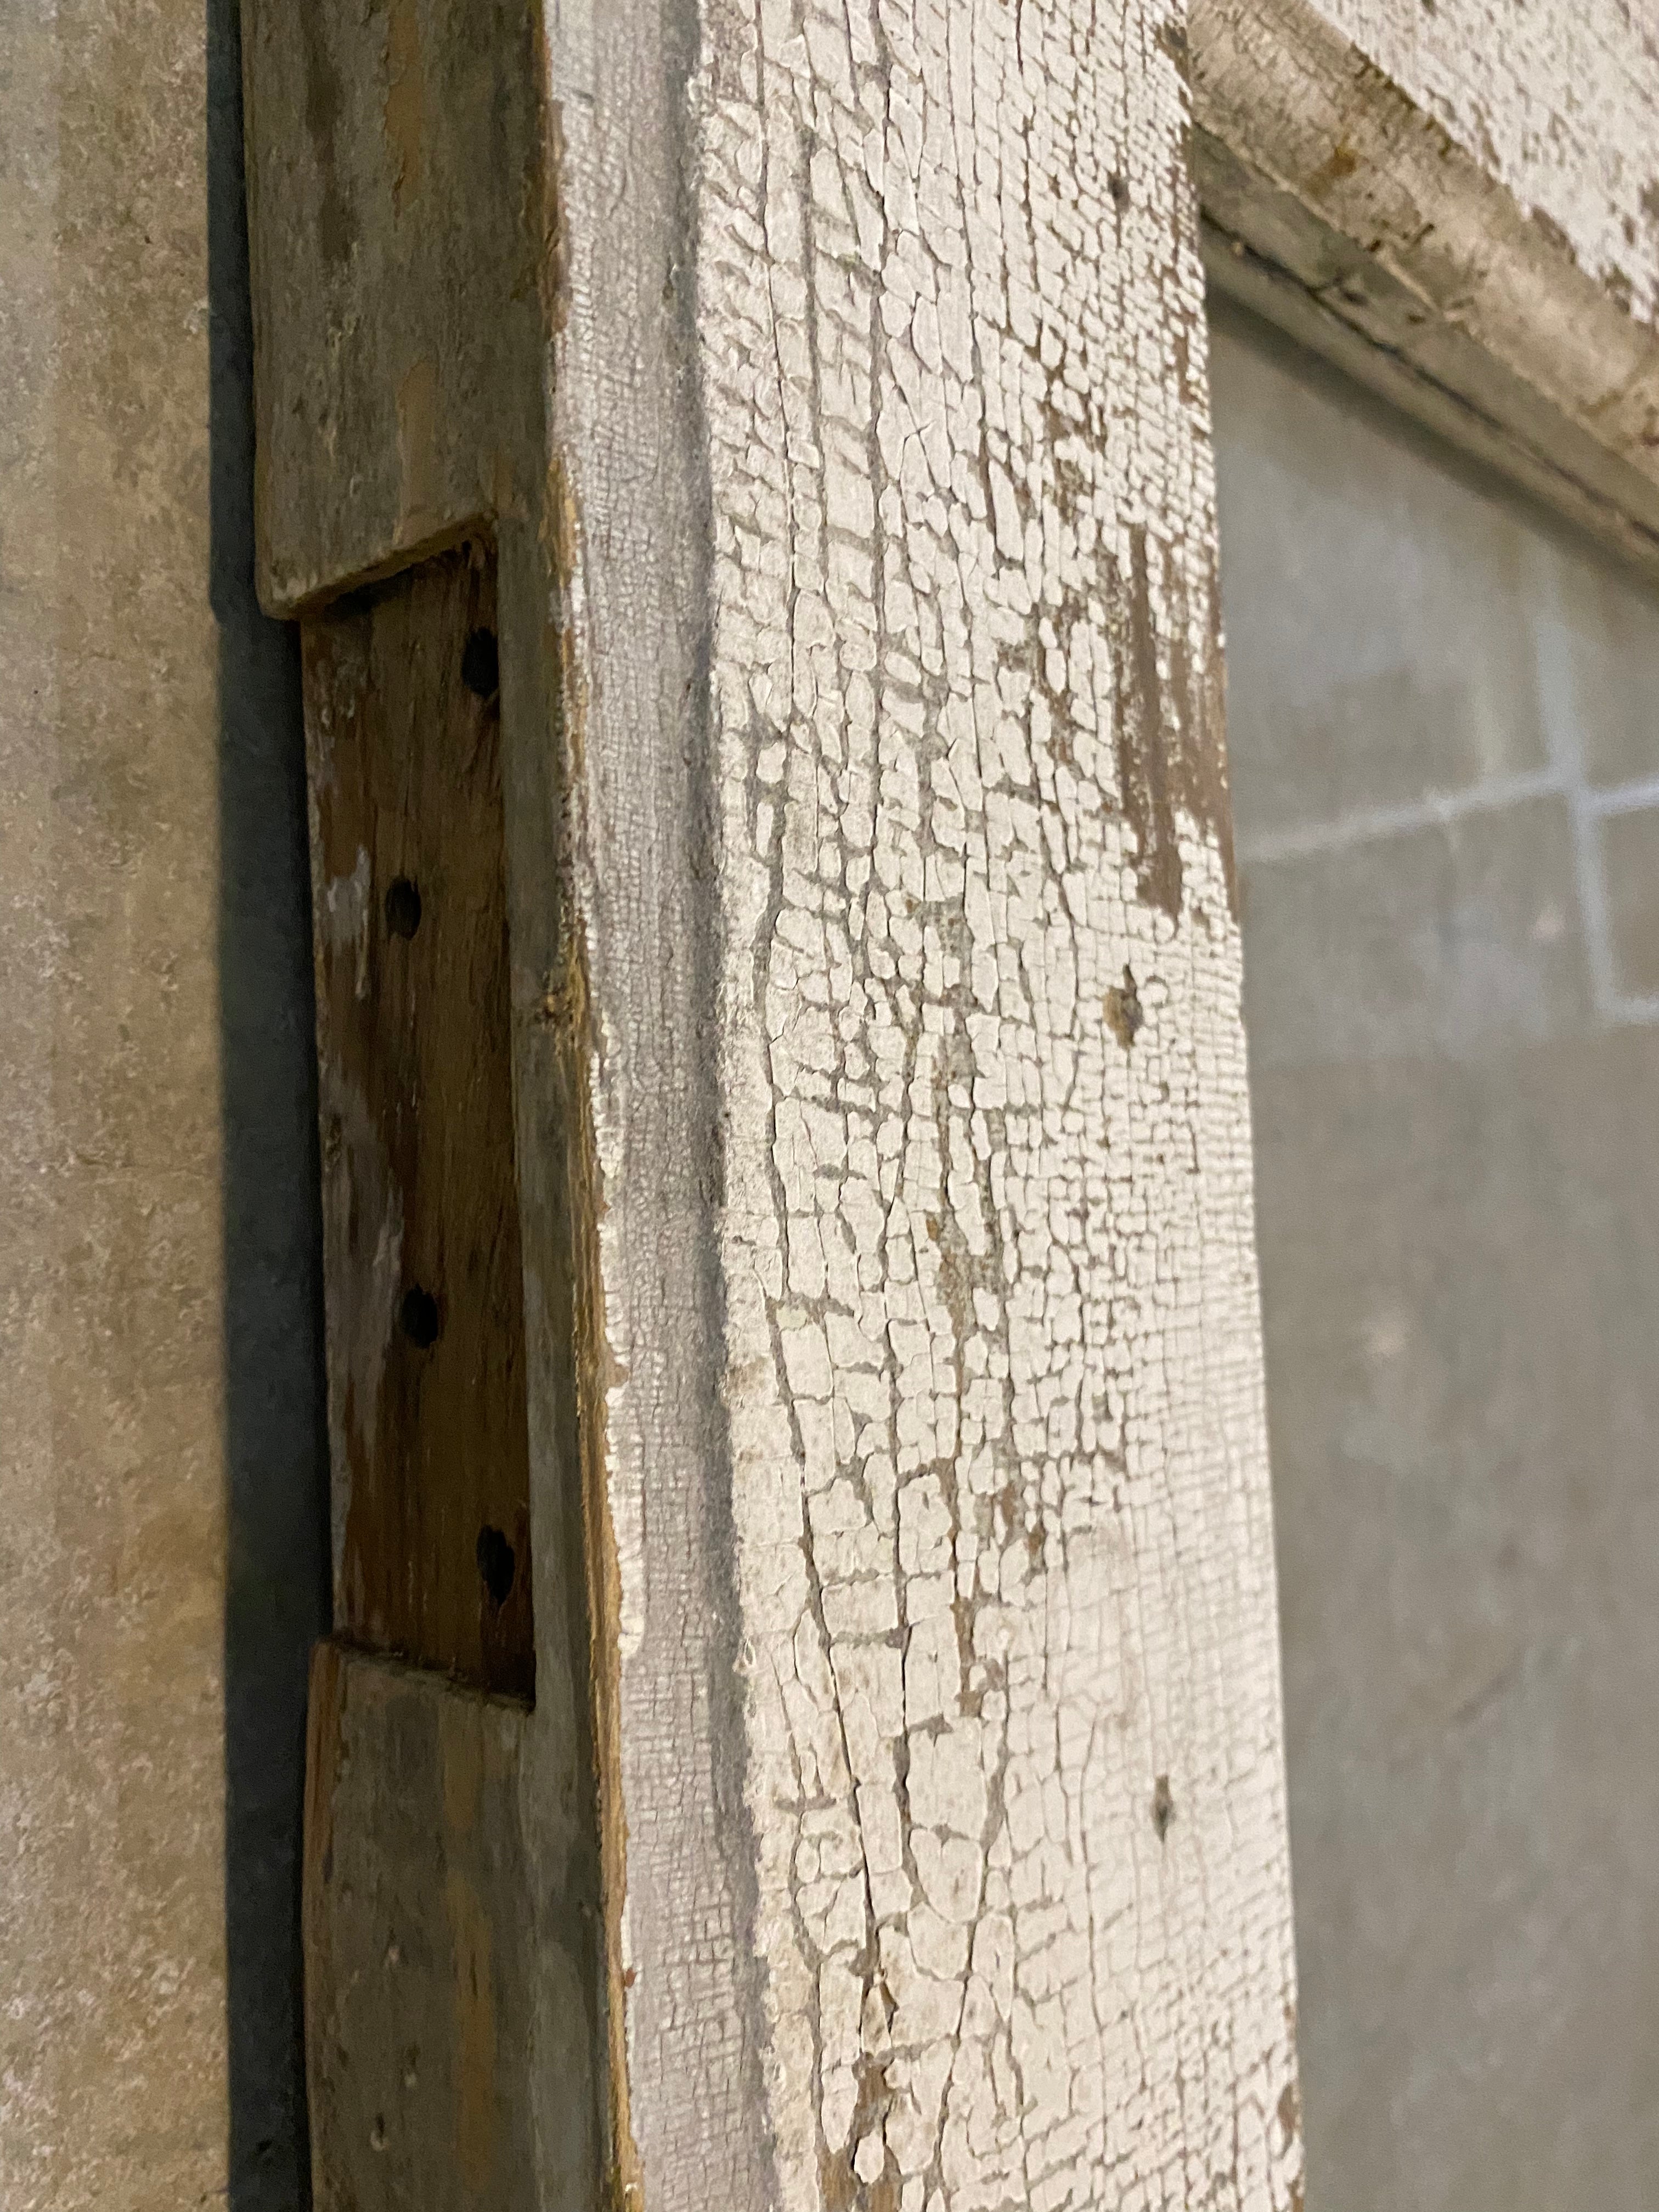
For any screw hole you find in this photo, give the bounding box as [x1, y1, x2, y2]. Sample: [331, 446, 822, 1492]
[385, 876, 422, 939]
[476, 1525, 516, 1606]
[461, 627, 499, 701]
[1152, 1773, 1174, 1842]
[399, 1286, 441, 1348]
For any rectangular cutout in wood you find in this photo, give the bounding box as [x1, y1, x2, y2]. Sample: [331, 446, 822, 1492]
[301, 541, 534, 1701]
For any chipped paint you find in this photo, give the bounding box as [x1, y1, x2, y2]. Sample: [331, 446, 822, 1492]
[683, 0, 1300, 2202]
[219, 0, 1659, 2204]
[1191, 0, 1659, 562]
[1317, 0, 1659, 326]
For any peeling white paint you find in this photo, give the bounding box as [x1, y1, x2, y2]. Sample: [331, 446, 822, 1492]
[321, 845, 374, 1002]
[1318, 0, 1659, 324]
[689, 0, 1299, 2203]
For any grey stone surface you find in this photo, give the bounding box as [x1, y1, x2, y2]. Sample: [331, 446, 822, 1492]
[1213, 296, 1659, 2210]
[1238, 800, 1589, 1072]
[1548, 559, 1659, 793]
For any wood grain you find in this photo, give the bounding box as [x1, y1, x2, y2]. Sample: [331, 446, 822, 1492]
[301, 541, 534, 1700]
[302, 1643, 537, 2211]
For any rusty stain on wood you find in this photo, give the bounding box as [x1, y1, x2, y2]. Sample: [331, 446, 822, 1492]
[301, 539, 534, 1701]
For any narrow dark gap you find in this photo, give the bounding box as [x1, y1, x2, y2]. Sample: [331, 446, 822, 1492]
[207, 0, 331, 2203]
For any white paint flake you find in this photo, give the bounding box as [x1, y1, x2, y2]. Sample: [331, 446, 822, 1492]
[1318, 0, 1659, 324]
[687, 0, 1301, 2203]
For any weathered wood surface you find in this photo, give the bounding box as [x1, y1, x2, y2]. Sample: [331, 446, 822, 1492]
[251, 0, 1308, 2202]
[552, 1, 1303, 2206]
[240, 0, 547, 613]
[303, 1643, 537, 2211]
[1190, 0, 1659, 575]
[302, 543, 534, 1700]
[1314, 0, 1659, 329]
[243, 4, 616, 2203]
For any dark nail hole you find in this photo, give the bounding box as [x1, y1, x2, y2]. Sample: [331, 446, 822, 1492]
[384, 876, 422, 939]
[399, 1286, 441, 1348]
[476, 1525, 516, 1607]
[1105, 964, 1143, 1051]
[1152, 1773, 1174, 1842]
[461, 627, 499, 701]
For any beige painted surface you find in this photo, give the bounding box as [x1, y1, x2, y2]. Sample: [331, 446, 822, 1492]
[0, 2, 228, 2202]
[1213, 298, 1659, 2211]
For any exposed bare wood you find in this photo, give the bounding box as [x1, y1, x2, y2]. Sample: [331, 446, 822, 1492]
[240, 0, 546, 614]
[241, 3, 616, 2199]
[301, 543, 534, 1701]
[303, 1642, 537, 2211]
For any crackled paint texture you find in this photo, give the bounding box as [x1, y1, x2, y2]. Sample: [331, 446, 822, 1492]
[1318, 0, 1659, 323]
[667, 1, 1300, 2204]
[554, 0, 1659, 2194]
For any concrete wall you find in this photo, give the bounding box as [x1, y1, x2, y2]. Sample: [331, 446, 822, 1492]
[0, 1, 325, 2205]
[1212, 297, 1659, 2210]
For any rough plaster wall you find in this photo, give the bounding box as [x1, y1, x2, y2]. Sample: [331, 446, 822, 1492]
[0, 4, 230, 2200]
[1316, 0, 1659, 323]
[597, 0, 1299, 2203]
[0, 0, 323, 2204]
